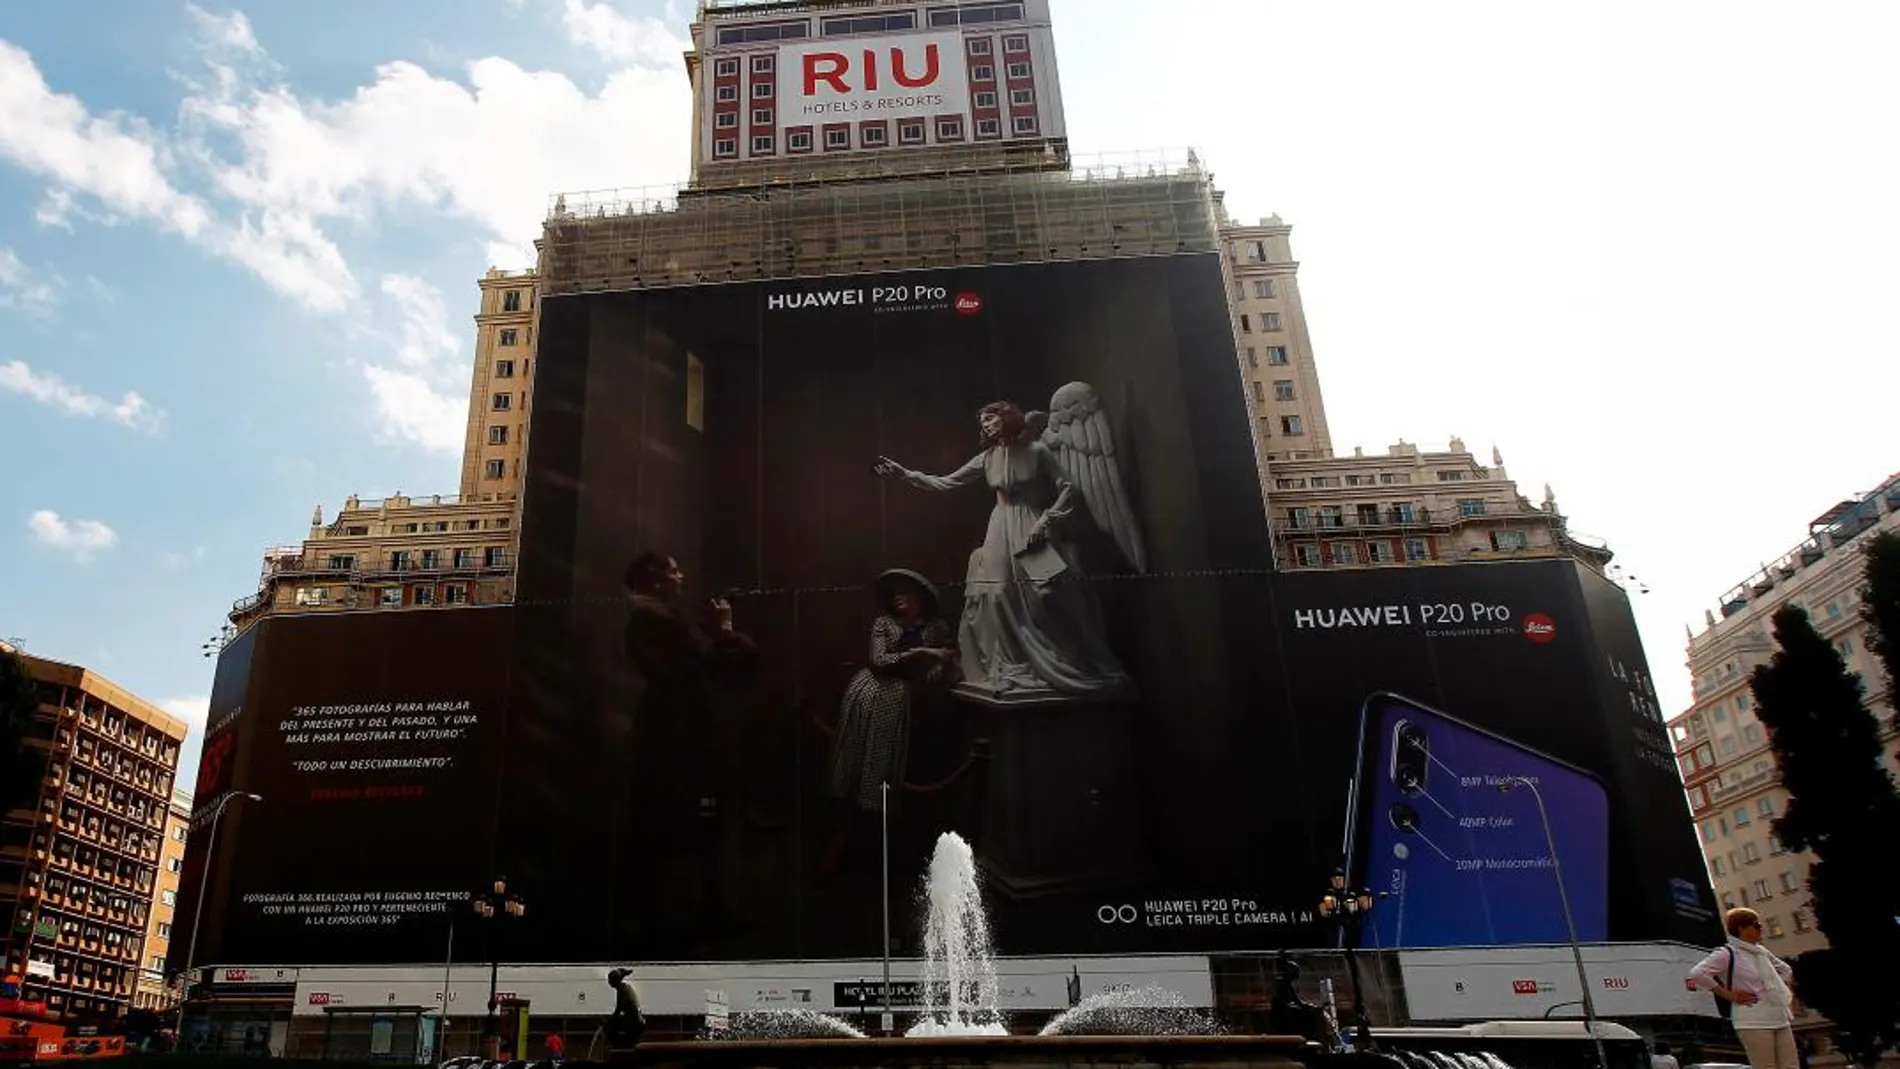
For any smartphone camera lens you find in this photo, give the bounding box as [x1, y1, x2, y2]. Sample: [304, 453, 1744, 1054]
[1392, 720, 1429, 795]
[1389, 802, 1420, 834]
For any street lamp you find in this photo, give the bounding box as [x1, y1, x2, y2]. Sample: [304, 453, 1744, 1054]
[472, 876, 526, 1059]
[175, 791, 262, 1041]
[1498, 776, 1609, 1069]
[1317, 869, 1377, 1051]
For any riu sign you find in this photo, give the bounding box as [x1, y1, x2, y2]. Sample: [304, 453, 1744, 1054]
[773, 31, 972, 123]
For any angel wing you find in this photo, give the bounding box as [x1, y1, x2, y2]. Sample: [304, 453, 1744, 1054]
[1040, 381, 1148, 573]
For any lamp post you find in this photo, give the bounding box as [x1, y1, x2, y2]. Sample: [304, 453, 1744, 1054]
[472, 876, 526, 1060]
[1499, 776, 1609, 1069]
[1317, 869, 1376, 1051]
[175, 791, 262, 1041]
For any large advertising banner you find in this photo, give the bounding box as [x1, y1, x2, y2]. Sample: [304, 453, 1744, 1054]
[187, 253, 1719, 971]
[170, 609, 515, 969]
[774, 32, 972, 125]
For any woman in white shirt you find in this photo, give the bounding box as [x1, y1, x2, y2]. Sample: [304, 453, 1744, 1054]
[1689, 907, 1798, 1069]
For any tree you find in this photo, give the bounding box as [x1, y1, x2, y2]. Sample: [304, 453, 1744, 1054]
[0, 645, 41, 814]
[1863, 530, 1900, 734]
[1751, 605, 1900, 1064]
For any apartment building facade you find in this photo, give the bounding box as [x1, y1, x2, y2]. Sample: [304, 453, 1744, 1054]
[132, 788, 191, 1011]
[1666, 473, 1900, 1024]
[0, 647, 188, 1020]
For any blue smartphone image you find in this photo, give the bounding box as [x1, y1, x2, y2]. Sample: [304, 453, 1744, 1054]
[1342, 692, 1610, 948]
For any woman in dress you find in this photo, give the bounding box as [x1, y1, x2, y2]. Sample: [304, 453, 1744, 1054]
[818, 569, 956, 881]
[874, 401, 1129, 699]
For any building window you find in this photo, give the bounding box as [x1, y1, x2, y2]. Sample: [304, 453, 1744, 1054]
[1006, 61, 1031, 78]
[1266, 345, 1289, 365]
[1330, 542, 1358, 566]
[1275, 478, 1307, 490]
[486, 425, 510, 447]
[485, 459, 505, 480]
[752, 108, 774, 125]
[1456, 498, 1485, 517]
[1752, 879, 1771, 900]
[753, 82, 774, 98]
[502, 290, 522, 312]
[714, 138, 737, 157]
[716, 112, 738, 129]
[445, 584, 468, 605]
[1758, 796, 1774, 817]
[1239, 314, 1252, 333]
[1405, 537, 1430, 562]
[1295, 544, 1321, 568]
[936, 117, 964, 140]
[1793, 911, 1811, 933]
[788, 128, 813, 152]
[1003, 33, 1029, 52]
[975, 91, 998, 108]
[380, 587, 402, 607]
[1010, 88, 1034, 106]
[1251, 381, 1266, 404]
[499, 328, 518, 346]
[752, 135, 775, 153]
[1491, 530, 1530, 552]
[1261, 312, 1283, 330]
[1711, 857, 1726, 876]
[899, 119, 926, 144]
[1273, 380, 1296, 402]
[1288, 507, 1312, 529]
[494, 359, 516, 380]
[716, 85, 738, 102]
[166, 857, 181, 873]
[1012, 114, 1038, 134]
[172, 825, 187, 841]
[1720, 736, 1738, 756]
[1742, 841, 1761, 862]
[1780, 870, 1800, 893]
[825, 126, 850, 149]
[972, 64, 995, 81]
[1437, 470, 1466, 482]
[1244, 240, 1267, 263]
[1734, 807, 1751, 827]
[715, 57, 739, 77]
[1253, 279, 1276, 299]
[1368, 541, 1395, 564]
[156, 923, 171, 939]
[977, 118, 1001, 137]
[491, 393, 512, 411]
[414, 586, 436, 607]
[1281, 415, 1304, 436]
[968, 37, 992, 55]
[160, 890, 176, 906]
[861, 123, 889, 146]
[752, 54, 775, 73]
[1743, 724, 1761, 745]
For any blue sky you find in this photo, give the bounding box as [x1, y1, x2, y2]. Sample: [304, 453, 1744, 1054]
[4, 0, 1899, 788]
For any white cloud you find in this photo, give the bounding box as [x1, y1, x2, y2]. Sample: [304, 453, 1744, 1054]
[361, 274, 468, 454]
[0, 41, 212, 236]
[186, 4, 262, 56]
[560, 0, 689, 67]
[27, 510, 118, 561]
[0, 359, 161, 430]
[0, 249, 58, 314]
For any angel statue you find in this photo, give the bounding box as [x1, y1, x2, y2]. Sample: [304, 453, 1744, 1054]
[874, 382, 1146, 700]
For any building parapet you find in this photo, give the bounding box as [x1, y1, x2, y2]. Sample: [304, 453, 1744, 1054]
[541, 149, 1222, 295]
[1701, 473, 1900, 631]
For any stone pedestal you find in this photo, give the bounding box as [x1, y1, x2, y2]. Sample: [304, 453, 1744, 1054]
[952, 685, 1145, 900]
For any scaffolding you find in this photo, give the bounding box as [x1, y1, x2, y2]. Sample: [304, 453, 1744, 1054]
[539, 148, 1226, 296]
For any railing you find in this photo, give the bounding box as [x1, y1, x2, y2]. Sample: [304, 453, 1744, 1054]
[1710, 765, 1778, 804]
[1708, 477, 1900, 625]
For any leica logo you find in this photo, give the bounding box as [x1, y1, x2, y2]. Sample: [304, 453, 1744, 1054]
[955, 292, 983, 316]
[1511, 980, 1540, 995]
[308, 992, 332, 1006]
[1522, 613, 1558, 644]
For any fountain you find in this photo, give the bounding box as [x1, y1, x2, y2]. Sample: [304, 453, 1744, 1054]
[635, 831, 1544, 1069]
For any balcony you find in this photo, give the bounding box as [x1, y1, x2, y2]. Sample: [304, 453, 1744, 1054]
[1711, 765, 1778, 804]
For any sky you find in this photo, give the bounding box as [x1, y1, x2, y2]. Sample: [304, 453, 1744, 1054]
[2, 0, 1898, 790]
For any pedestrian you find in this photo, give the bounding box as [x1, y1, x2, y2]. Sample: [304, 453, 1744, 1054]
[1653, 1040, 1681, 1069]
[1689, 907, 1798, 1069]
[545, 1031, 565, 1064]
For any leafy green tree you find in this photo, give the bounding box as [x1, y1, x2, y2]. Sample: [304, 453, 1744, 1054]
[0, 645, 41, 813]
[1863, 530, 1900, 734]
[1750, 605, 1900, 1064]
